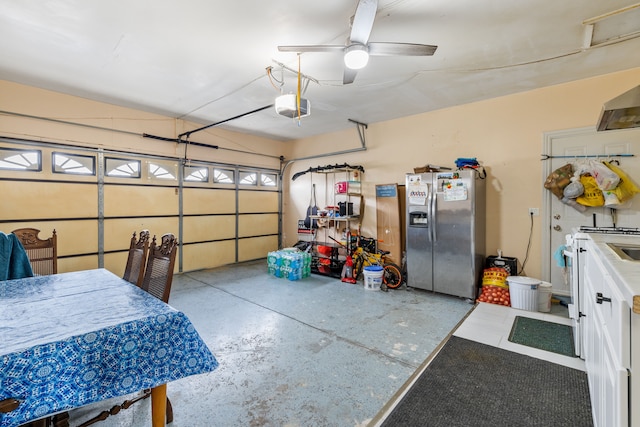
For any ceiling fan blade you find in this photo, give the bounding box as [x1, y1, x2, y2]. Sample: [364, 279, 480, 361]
[349, 0, 378, 44]
[368, 42, 438, 56]
[278, 45, 346, 53]
[343, 67, 358, 85]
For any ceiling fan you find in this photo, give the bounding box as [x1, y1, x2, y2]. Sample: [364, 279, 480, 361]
[278, 0, 438, 85]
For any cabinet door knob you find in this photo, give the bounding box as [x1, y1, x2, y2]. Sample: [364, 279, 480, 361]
[596, 292, 612, 304]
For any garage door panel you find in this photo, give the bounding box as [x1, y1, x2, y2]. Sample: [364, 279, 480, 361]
[183, 215, 236, 243]
[183, 188, 236, 215]
[183, 241, 236, 271]
[104, 252, 128, 278]
[104, 186, 178, 217]
[60, 255, 98, 273]
[2, 181, 97, 219]
[103, 219, 150, 253]
[238, 236, 278, 262]
[238, 214, 278, 237]
[238, 191, 278, 213]
[103, 218, 177, 252]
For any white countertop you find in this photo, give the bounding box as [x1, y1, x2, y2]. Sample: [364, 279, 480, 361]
[583, 233, 640, 314]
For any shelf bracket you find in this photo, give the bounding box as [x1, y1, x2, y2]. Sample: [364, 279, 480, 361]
[348, 119, 368, 149]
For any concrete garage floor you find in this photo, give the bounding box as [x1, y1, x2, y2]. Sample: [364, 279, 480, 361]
[69, 260, 473, 427]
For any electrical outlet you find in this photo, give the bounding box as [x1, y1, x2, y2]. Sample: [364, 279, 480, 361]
[528, 208, 539, 216]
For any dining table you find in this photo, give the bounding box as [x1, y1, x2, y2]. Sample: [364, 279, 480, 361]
[0, 268, 218, 427]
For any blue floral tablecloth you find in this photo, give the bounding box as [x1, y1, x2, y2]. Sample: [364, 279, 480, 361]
[0, 269, 218, 427]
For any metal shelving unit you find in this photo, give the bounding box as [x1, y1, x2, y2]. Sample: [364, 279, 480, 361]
[297, 166, 363, 277]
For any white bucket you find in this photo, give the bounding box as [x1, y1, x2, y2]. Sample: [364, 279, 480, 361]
[507, 276, 540, 311]
[363, 266, 384, 291]
[538, 281, 553, 312]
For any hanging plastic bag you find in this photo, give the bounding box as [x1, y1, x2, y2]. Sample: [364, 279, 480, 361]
[561, 196, 588, 212]
[603, 190, 621, 207]
[576, 175, 604, 207]
[561, 177, 587, 212]
[606, 162, 640, 203]
[590, 160, 620, 191]
[572, 159, 592, 177]
[544, 163, 573, 199]
[563, 179, 584, 199]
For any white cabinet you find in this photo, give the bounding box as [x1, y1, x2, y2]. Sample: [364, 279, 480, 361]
[583, 240, 630, 427]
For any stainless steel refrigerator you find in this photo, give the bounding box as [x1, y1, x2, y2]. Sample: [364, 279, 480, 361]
[405, 170, 486, 299]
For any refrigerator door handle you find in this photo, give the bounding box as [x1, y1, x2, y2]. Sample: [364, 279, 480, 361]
[431, 191, 437, 242]
[427, 184, 433, 242]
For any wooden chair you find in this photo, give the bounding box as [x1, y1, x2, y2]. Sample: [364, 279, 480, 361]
[140, 233, 178, 303]
[11, 228, 57, 276]
[122, 230, 150, 287]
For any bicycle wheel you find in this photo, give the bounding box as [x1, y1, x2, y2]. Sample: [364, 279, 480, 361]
[383, 263, 403, 289]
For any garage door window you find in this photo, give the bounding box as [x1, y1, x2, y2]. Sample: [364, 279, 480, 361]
[0, 148, 41, 171]
[185, 166, 209, 182]
[213, 168, 234, 184]
[53, 152, 95, 175]
[105, 157, 141, 178]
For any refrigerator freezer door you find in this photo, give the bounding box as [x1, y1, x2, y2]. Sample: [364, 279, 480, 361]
[406, 176, 434, 291]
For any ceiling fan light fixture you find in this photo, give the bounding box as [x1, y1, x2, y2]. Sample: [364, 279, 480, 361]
[344, 44, 369, 70]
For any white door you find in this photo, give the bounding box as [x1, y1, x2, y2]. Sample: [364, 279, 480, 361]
[542, 127, 640, 294]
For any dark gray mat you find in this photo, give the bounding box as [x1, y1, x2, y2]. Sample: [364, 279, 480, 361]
[381, 336, 593, 427]
[508, 316, 576, 357]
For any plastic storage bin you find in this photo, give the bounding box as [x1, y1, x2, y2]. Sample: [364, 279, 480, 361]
[507, 276, 540, 311]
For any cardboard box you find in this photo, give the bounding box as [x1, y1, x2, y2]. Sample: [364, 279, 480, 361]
[413, 164, 451, 173]
[375, 184, 403, 265]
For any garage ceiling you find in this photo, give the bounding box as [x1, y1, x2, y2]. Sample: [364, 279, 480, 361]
[1, 0, 640, 141]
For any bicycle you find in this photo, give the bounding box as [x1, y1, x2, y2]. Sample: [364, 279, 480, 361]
[351, 245, 404, 290]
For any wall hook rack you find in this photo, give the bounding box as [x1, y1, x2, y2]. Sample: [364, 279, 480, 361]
[540, 153, 635, 161]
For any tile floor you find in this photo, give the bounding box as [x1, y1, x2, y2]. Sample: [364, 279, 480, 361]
[454, 301, 584, 371]
[66, 261, 584, 427]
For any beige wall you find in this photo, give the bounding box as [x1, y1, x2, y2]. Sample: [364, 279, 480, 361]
[283, 67, 640, 280]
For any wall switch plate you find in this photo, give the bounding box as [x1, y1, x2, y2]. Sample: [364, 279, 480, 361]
[528, 208, 539, 216]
